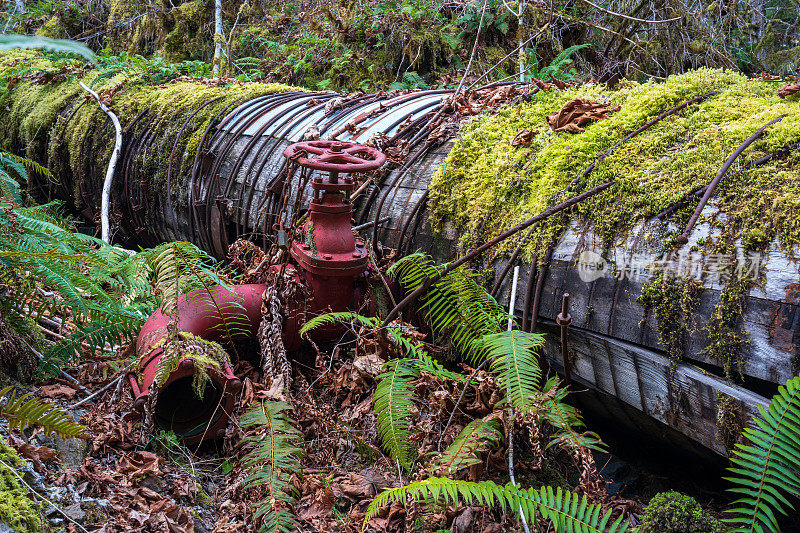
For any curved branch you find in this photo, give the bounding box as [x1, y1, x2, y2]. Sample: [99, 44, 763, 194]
[578, 0, 682, 24]
[78, 81, 122, 244]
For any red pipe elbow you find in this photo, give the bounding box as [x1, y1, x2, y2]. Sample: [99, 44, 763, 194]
[129, 284, 267, 444]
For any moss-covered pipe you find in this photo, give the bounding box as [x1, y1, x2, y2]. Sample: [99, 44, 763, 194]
[0, 51, 457, 260]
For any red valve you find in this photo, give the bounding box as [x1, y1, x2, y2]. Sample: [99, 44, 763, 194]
[283, 140, 386, 173]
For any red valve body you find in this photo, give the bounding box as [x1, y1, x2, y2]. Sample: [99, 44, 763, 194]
[290, 175, 369, 340]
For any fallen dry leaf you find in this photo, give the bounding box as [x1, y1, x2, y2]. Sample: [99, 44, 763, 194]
[8, 435, 57, 472]
[353, 352, 385, 378]
[117, 450, 163, 478]
[298, 486, 334, 521]
[510, 129, 537, 147]
[778, 83, 800, 98]
[38, 383, 77, 400]
[547, 99, 620, 133]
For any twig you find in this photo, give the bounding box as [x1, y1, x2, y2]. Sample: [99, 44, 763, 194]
[505, 266, 532, 533]
[20, 339, 87, 393]
[351, 177, 373, 200]
[437, 360, 487, 452]
[76, 12, 147, 41]
[577, 0, 682, 23]
[0, 458, 90, 533]
[465, 24, 550, 92]
[455, 0, 489, 95]
[79, 81, 122, 244]
[71, 362, 134, 408]
[382, 180, 614, 326]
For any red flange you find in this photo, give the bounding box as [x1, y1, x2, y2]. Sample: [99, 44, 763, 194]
[283, 140, 386, 173]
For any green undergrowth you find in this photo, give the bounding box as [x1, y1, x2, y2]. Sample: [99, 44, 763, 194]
[430, 68, 800, 259]
[0, 50, 301, 215]
[0, 438, 43, 532]
[639, 491, 725, 533]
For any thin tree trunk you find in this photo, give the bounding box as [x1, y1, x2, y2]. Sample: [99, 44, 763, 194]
[518, 1, 525, 82]
[79, 82, 122, 244]
[213, 0, 222, 75]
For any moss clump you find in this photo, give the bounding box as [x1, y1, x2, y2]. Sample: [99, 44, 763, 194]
[741, 228, 769, 252]
[716, 393, 745, 452]
[430, 68, 800, 260]
[639, 491, 724, 533]
[0, 438, 43, 532]
[638, 272, 704, 367]
[704, 275, 751, 381]
[0, 52, 302, 220]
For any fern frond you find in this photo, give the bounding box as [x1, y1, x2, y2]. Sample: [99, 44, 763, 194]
[540, 377, 605, 452]
[45, 311, 145, 365]
[412, 350, 467, 383]
[0, 168, 23, 202]
[1, 152, 51, 179]
[240, 401, 303, 533]
[301, 311, 466, 385]
[427, 418, 502, 475]
[472, 330, 544, 412]
[299, 312, 379, 336]
[0, 386, 87, 438]
[724, 375, 800, 533]
[388, 253, 506, 360]
[365, 477, 629, 532]
[374, 358, 419, 470]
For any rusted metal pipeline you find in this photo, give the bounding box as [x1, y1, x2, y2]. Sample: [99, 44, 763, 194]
[676, 115, 785, 245]
[130, 140, 387, 444]
[129, 284, 267, 444]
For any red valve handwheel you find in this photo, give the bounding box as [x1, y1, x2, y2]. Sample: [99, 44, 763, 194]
[283, 140, 386, 173]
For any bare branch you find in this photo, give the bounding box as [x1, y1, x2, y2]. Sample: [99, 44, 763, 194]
[578, 0, 682, 24]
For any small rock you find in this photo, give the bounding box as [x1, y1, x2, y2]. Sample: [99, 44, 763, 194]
[16, 461, 46, 492]
[0, 521, 14, 533]
[62, 503, 85, 523]
[53, 435, 87, 469]
[45, 485, 69, 504]
[140, 475, 166, 493]
[80, 499, 110, 524]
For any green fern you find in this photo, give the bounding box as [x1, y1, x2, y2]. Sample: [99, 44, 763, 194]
[303, 311, 471, 469]
[388, 253, 506, 360]
[374, 358, 419, 470]
[427, 418, 502, 475]
[300, 311, 379, 336]
[0, 150, 29, 202]
[540, 377, 606, 452]
[0, 196, 241, 371]
[46, 310, 146, 365]
[365, 477, 629, 532]
[724, 374, 800, 533]
[146, 242, 250, 342]
[388, 254, 605, 457]
[239, 401, 303, 533]
[0, 386, 87, 438]
[301, 311, 466, 383]
[472, 330, 544, 412]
